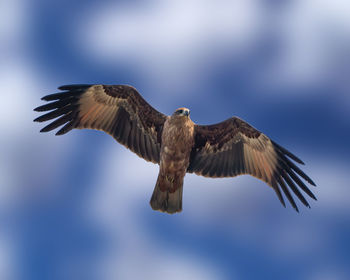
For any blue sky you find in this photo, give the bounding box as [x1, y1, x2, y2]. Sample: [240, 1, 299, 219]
[1, 0, 350, 279]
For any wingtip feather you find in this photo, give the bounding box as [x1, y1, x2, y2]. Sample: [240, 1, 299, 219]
[33, 116, 42, 122]
[309, 179, 316, 187]
[55, 130, 65, 136]
[58, 84, 92, 91]
[33, 106, 44, 112]
[41, 95, 55, 101]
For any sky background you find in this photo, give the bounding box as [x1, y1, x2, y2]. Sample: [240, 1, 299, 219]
[1, 0, 350, 279]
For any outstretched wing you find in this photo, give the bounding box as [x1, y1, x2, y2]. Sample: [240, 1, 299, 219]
[34, 84, 167, 163]
[187, 117, 316, 212]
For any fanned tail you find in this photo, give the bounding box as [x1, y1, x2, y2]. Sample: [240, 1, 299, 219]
[150, 173, 183, 214]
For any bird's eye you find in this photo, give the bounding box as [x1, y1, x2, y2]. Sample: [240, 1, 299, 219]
[177, 110, 183, 114]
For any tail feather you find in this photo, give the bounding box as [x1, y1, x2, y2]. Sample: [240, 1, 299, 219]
[150, 173, 183, 214]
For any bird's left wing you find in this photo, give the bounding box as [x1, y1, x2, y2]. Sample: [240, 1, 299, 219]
[34, 84, 167, 163]
[187, 117, 316, 211]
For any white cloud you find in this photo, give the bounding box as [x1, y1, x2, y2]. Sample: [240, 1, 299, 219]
[101, 249, 227, 280]
[78, 0, 262, 93]
[0, 59, 78, 207]
[78, 0, 350, 101]
[259, 0, 350, 90]
[0, 0, 25, 49]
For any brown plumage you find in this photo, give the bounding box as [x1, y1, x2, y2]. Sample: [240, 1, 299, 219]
[34, 84, 316, 214]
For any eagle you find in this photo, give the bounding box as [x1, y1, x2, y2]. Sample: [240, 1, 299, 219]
[34, 84, 316, 214]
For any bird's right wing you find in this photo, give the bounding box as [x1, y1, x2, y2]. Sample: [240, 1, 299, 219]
[34, 84, 167, 163]
[187, 117, 316, 211]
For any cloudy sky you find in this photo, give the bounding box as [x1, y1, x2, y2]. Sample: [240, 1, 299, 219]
[1, 0, 350, 279]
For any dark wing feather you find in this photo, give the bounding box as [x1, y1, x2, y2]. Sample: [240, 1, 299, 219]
[187, 117, 316, 212]
[34, 84, 167, 163]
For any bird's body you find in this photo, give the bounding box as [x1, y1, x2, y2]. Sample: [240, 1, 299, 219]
[34, 84, 316, 214]
[151, 109, 194, 213]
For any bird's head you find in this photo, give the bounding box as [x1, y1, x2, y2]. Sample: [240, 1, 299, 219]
[173, 107, 190, 117]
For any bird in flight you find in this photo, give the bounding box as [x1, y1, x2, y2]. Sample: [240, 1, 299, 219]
[34, 84, 316, 214]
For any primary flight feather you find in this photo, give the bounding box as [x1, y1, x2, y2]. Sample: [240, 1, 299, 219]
[34, 84, 316, 214]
